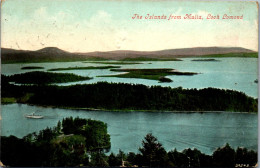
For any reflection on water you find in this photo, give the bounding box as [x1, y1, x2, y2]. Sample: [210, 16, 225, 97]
[1, 104, 257, 154]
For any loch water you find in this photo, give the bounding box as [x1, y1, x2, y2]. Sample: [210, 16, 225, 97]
[1, 58, 258, 154]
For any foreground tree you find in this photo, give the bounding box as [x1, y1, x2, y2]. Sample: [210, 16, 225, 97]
[213, 143, 235, 167]
[1, 117, 111, 167]
[1, 123, 257, 167]
[139, 133, 169, 167]
[235, 147, 258, 167]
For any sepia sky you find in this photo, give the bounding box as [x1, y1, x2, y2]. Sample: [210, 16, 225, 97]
[1, 0, 258, 52]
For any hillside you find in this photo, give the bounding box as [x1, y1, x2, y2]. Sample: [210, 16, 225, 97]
[1, 46, 257, 63]
[85, 47, 256, 59]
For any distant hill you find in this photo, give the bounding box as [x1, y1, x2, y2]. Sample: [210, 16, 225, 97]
[86, 47, 256, 59]
[36, 47, 69, 54]
[1, 47, 89, 63]
[1, 46, 257, 63]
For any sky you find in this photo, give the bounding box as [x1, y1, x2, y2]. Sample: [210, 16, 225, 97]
[1, 0, 258, 52]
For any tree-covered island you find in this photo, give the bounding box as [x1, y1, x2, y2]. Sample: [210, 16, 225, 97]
[2, 76, 257, 112]
[21, 66, 45, 70]
[99, 68, 198, 82]
[47, 66, 120, 71]
[3, 71, 92, 84]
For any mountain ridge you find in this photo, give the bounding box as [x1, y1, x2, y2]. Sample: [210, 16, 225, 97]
[1, 46, 257, 63]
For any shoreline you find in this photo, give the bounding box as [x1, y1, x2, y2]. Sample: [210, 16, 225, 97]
[4, 103, 257, 114]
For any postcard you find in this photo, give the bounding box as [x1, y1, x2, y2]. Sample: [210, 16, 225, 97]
[1, 0, 258, 167]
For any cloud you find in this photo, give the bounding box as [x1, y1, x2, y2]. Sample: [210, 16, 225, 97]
[1, 3, 258, 52]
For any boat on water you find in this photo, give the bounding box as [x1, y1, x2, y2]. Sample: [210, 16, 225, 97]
[25, 112, 44, 119]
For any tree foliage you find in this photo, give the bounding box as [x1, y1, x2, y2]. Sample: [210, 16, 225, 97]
[213, 143, 235, 167]
[1, 117, 110, 167]
[3, 71, 91, 84]
[1, 131, 257, 167]
[139, 133, 168, 167]
[2, 80, 257, 112]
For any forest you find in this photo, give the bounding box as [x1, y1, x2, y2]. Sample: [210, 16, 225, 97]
[1, 117, 257, 167]
[3, 71, 91, 84]
[2, 76, 257, 112]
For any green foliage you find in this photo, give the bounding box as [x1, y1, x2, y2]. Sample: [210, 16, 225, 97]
[139, 133, 169, 167]
[108, 153, 121, 166]
[168, 148, 189, 167]
[182, 148, 204, 167]
[159, 76, 173, 82]
[1, 97, 16, 104]
[61, 117, 111, 152]
[100, 68, 197, 81]
[191, 59, 220, 62]
[1, 132, 258, 167]
[50, 135, 87, 166]
[2, 54, 109, 64]
[200, 52, 258, 58]
[36, 127, 58, 142]
[4, 71, 91, 84]
[1, 135, 43, 166]
[2, 79, 257, 112]
[213, 143, 235, 167]
[82, 119, 111, 151]
[89, 152, 108, 167]
[21, 66, 44, 70]
[48, 66, 120, 71]
[1, 117, 110, 167]
[83, 61, 142, 65]
[234, 147, 258, 167]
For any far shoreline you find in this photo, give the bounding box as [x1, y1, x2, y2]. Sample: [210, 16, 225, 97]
[4, 103, 257, 114]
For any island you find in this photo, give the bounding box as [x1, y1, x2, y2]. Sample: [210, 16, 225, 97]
[21, 66, 44, 70]
[191, 59, 220, 62]
[1, 79, 257, 112]
[83, 61, 142, 65]
[200, 52, 257, 58]
[120, 57, 182, 61]
[48, 66, 120, 71]
[98, 68, 198, 82]
[159, 76, 173, 83]
[3, 71, 92, 84]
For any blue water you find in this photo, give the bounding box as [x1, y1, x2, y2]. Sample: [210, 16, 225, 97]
[1, 58, 258, 154]
[2, 58, 258, 97]
[1, 104, 258, 154]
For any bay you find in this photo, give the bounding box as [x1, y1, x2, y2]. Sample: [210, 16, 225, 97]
[1, 104, 257, 155]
